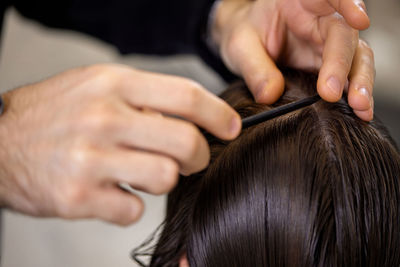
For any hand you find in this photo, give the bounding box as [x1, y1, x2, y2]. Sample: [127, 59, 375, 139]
[213, 0, 374, 121]
[0, 64, 241, 225]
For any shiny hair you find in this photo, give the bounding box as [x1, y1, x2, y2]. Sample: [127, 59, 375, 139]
[133, 68, 400, 267]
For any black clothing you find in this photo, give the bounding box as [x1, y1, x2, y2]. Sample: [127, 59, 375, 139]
[0, 0, 236, 81]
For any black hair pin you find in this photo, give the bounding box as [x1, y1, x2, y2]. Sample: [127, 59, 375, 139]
[242, 94, 321, 129]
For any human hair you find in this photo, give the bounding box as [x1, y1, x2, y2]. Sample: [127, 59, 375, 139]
[133, 68, 400, 267]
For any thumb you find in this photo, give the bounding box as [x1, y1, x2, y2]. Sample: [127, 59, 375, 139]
[329, 0, 370, 30]
[222, 26, 284, 104]
[301, 0, 370, 30]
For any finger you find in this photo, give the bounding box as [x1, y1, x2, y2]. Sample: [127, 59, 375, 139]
[317, 15, 358, 102]
[328, 0, 370, 30]
[88, 187, 144, 226]
[118, 71, 241, 140]
[347, 39, 375, 121]
[222, 25, 284, 104]
[111, 108, 210, 176]
[354, 107, 373, 121]
[95, 149, 180, 195]
[302, 0, 370, 30]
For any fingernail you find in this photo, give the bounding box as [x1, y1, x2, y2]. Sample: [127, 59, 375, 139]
[357, 87, 371, 105]
[326, 76, 342, 98]
[230, 116, 241, 136]
[357, 2, 367, 15]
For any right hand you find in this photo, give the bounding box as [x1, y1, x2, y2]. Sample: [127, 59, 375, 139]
[214, 0, 375, 121]
[0, 64, 241, 225]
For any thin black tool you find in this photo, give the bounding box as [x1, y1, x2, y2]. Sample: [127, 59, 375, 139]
[242, 94, 321, 129]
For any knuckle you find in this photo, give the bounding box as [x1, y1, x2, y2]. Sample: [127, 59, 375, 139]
[87, 64, 111, 74]
[88, 64, 131, 90]
[155, 158, 179, 194]
[358, 39, 371, 50]
[65, 185, 88, 206]
[92, 114, 115, 132]
[121, 204, 144, 226]
[360, 53, 375, 69]
[333, 19, 358, 45]
[359, 39, 374, 60]
[219, 24, 252, 74]
[100, 71, 120, 90]
[226, 26, 245, 55]
[354, 73, 374, 86]
[56, 185, 88, 218]
[69, 145, 98, 177]
[335, 56, 352, 71]
[179, 123, 202, 161]
[112, 204, 144, 226]
[89, 64, 117, 80]
[225, 34, 239, 57]
[182, 81, 204, 116]
[82, 105, 118, 133]
[334, 16, 351, 30]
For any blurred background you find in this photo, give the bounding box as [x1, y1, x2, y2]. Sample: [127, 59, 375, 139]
[0, 1, 399, 266]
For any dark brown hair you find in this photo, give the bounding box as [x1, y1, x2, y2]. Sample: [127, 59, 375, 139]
[133, 68, 400, 267]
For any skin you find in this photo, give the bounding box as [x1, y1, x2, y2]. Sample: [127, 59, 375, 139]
[180, 255, 190, 267]
[0, 0, 375, 226]
[0, 65, 241, 225]
[215, 0, 375, 121]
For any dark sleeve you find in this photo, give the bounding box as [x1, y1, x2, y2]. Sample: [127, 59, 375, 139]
[3, 0, 236, 81]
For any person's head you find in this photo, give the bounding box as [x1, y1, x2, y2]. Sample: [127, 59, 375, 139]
[134, 68, 400, 267]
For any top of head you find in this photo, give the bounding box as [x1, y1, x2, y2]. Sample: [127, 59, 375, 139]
[146, 68, 400, 267]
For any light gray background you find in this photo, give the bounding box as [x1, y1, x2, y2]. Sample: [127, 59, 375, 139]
[0, 1, 399, 266]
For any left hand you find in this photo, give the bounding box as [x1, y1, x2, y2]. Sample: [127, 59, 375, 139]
[212, 0, 374, 121]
